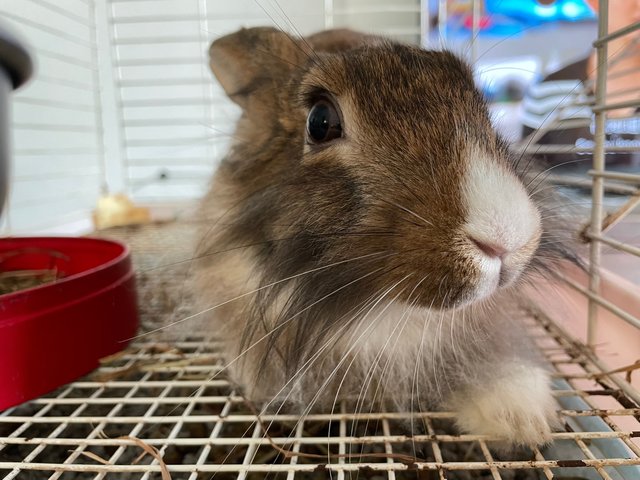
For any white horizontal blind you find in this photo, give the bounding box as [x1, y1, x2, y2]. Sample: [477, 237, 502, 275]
[109, 0, 327, 203]
[330, 0, 421, 44]
[109, 0, 421, 204]
[1, 0, 104, 234]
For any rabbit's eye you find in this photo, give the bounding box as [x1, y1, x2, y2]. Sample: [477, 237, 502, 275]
[306, 99, 342, 143]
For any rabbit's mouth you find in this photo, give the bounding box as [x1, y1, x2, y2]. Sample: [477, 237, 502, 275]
[369, 221, 541, 311]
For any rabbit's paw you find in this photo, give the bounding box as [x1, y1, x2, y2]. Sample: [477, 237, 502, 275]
[450, 365, 559, 448]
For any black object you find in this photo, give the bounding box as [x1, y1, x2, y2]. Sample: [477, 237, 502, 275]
[0, 23, 33, 217]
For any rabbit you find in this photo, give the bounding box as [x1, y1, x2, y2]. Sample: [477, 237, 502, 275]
[193, 26, 579, 449]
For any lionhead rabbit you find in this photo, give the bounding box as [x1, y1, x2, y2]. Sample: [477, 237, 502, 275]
[195, 27, 577, 448]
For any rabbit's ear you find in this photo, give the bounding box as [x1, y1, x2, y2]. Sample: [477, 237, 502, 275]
[209, 27, 308, 110]
[307, 29, 377, 53]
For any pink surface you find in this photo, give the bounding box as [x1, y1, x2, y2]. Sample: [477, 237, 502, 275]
[527, 263, 640, 439]
[528, 263, 640, 389]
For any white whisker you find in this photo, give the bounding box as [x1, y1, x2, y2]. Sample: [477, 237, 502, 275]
[129, 251, 391, 340]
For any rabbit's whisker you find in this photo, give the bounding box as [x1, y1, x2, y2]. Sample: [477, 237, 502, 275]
[526, 158, 597, 194]
[305, 277, 409, 432]
[377, 198, 434, 228]
[256, 279, 406, 451]
[216, 286, 386, 472]
[350, 290, 423, 461]
[132, 251, 392, 339]
[410, 287, 437, 457]
[203, 264, 394, 397]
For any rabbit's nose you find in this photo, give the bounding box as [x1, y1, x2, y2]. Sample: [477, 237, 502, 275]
[468, 236, 508, 259]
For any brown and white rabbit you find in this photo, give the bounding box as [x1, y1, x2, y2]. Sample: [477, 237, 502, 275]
[194, 27, 578, 448]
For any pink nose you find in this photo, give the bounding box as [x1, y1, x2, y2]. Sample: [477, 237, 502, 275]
[469, 236, 508, 259]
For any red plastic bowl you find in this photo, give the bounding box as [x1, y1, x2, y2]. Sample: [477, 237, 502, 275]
[0, 237, 139, 410]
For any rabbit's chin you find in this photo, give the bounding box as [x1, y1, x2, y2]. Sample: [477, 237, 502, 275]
[411, 269, 525, 312]
[458, 265, 526, 309]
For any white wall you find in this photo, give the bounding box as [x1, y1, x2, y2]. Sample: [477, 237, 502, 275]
[1, 0, 104, 234]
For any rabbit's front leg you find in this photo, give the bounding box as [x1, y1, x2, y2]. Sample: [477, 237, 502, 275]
[448, 363, 559, 448]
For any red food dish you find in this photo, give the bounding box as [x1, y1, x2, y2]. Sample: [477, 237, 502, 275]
[0, 237, 139, 410]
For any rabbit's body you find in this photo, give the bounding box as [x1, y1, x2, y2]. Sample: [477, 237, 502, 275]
[195, 28, 577, 448]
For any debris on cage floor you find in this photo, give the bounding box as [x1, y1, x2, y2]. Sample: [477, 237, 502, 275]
[1, 222, 639, 480]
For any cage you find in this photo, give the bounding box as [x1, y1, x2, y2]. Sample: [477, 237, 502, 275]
[0, 0, 640, 479]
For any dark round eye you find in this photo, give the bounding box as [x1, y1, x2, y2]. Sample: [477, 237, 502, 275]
[306, 99, 342, 144]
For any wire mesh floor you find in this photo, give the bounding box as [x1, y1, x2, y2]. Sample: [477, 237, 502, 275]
[1, 303, 639, 480]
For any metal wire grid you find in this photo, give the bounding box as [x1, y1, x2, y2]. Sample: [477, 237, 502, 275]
[2, 0, 640, 478]
[580, 2, 640, 348]
[0, 307, 638, 479]
[512, 0, 640, 343]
